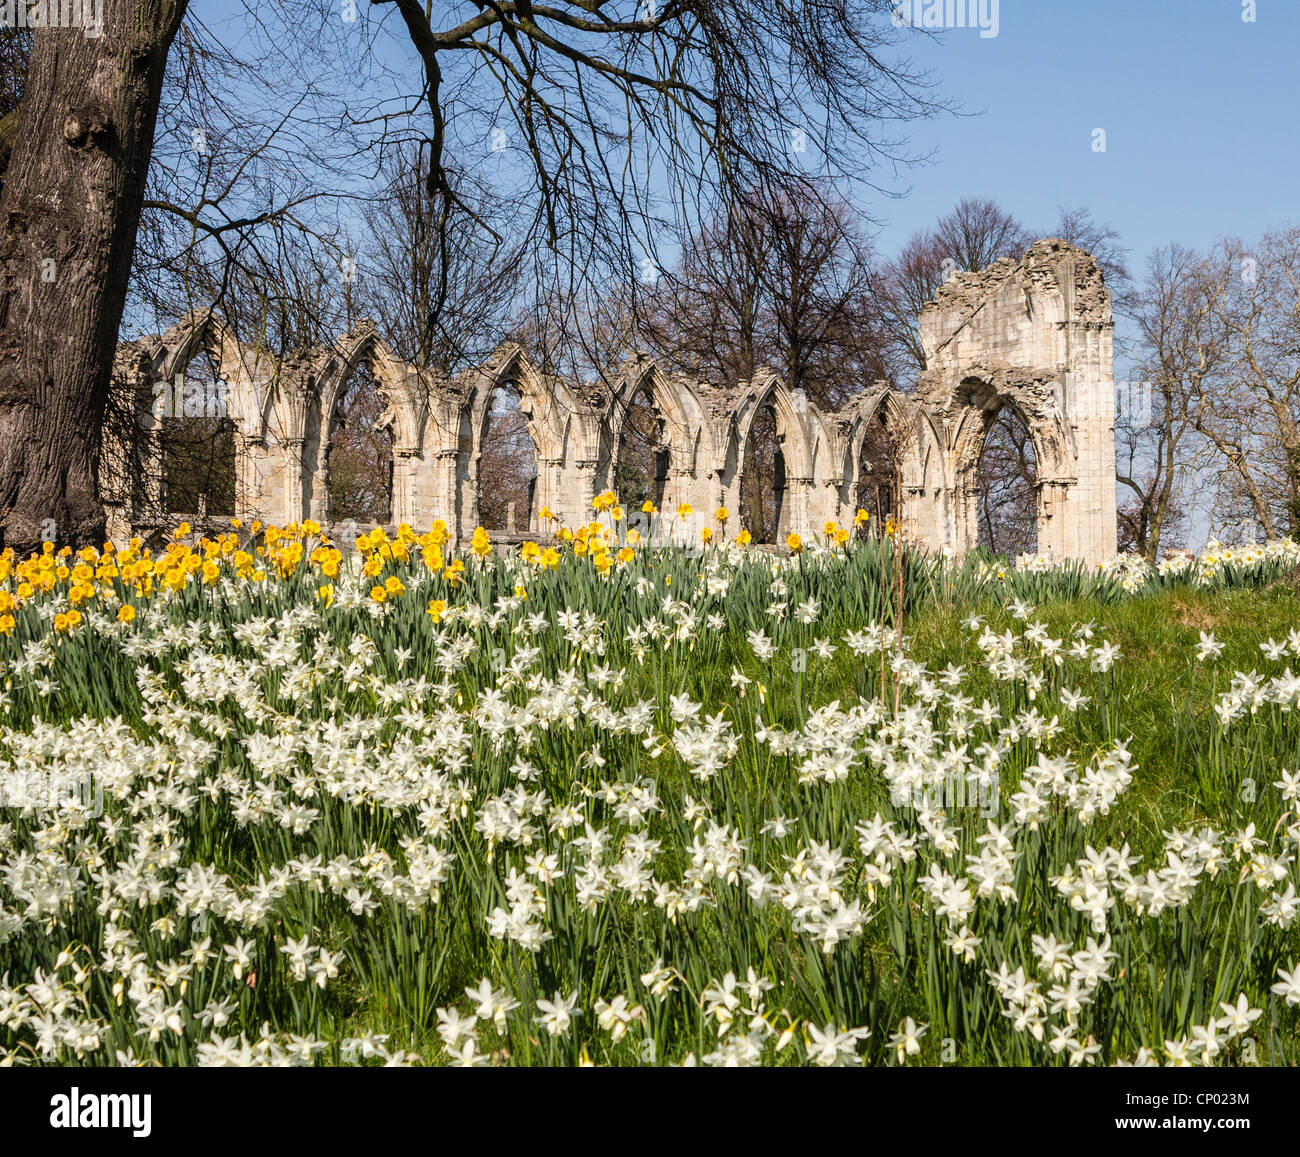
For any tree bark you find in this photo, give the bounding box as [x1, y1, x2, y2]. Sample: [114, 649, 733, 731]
[0, 3, 186, 555]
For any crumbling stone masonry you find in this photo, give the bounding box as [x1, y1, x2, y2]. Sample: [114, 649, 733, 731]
[104, 239, 1118, 565]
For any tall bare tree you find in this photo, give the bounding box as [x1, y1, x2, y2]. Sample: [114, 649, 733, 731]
[1117, 244, 1219, 558]
[361, 148, 525, 373]
[0, 5, 188, 553]
[644, 183, 881, 540]
[648, 185, 880, 401]
[1191, 229, 1300, 539]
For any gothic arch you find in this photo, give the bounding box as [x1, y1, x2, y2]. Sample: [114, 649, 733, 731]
[309, 327, 420, 447]
[603, 358, 707, 480]
[465, 345, 578, 463]
[131, 314, 250, 525]
[948, 378, 1073, 485]
[947, 375, 1078, 556]
[462, 345, 576, 533]
[729, 371, 817, 481]
[845, 390, 944, 490]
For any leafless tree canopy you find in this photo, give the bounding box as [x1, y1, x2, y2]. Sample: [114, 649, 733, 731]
[1188, 230, 1300, 540]
[360, 0, 944, 328]
[644, 185, 882, 402]
[1116, 245, 1212, 558]
[360, 149, 525, 373]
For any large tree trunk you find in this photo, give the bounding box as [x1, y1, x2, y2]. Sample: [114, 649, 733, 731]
[0, 3, 186, 556]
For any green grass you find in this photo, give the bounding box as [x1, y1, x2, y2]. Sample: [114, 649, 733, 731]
[2, 535, 1299, 1066]
[900, 584, 1300, 850]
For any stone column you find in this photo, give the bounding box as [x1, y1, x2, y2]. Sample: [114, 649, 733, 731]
[715, 456, 744, 541]
[812, 479, 842, 536]
[450, 450, 474, 542]
[668, 467, 709, 521]
[1035, 477, 1073, 560]
[901, 484, 947, 554]
[414, 448, 448, 538]
[139, 408, 166, 527]
[954, 483, 980, 555]
[571, 458, 600, 527]
[1066, 331, 1118, 565]
[276, 437, 306, 526]
[234, 432, 267, 524]
[783, 475, 814, 540]
[391, 447, 421, 528]
[535, 456, 564, 531]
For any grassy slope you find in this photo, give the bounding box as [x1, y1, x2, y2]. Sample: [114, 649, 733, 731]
[357, 582, 1300, 1059]
[905, 584, 1300, 847]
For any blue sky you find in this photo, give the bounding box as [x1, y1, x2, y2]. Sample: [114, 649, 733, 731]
[869, 1, 1298, 272]
[196, 2, 1298, 287]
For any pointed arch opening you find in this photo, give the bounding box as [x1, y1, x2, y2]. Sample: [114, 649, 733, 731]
[326, 359, 395, 525]
[855, 407, 901, 536]
[160, 347, 236, 519]
[740, 400, 785, 544]
[478, 379, 538, 532]
[977, 405, 1038, 556]
[614, 384, 670, 514]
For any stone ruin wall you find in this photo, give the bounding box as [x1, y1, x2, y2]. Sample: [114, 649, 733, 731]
[103, 238, 1118, 566]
